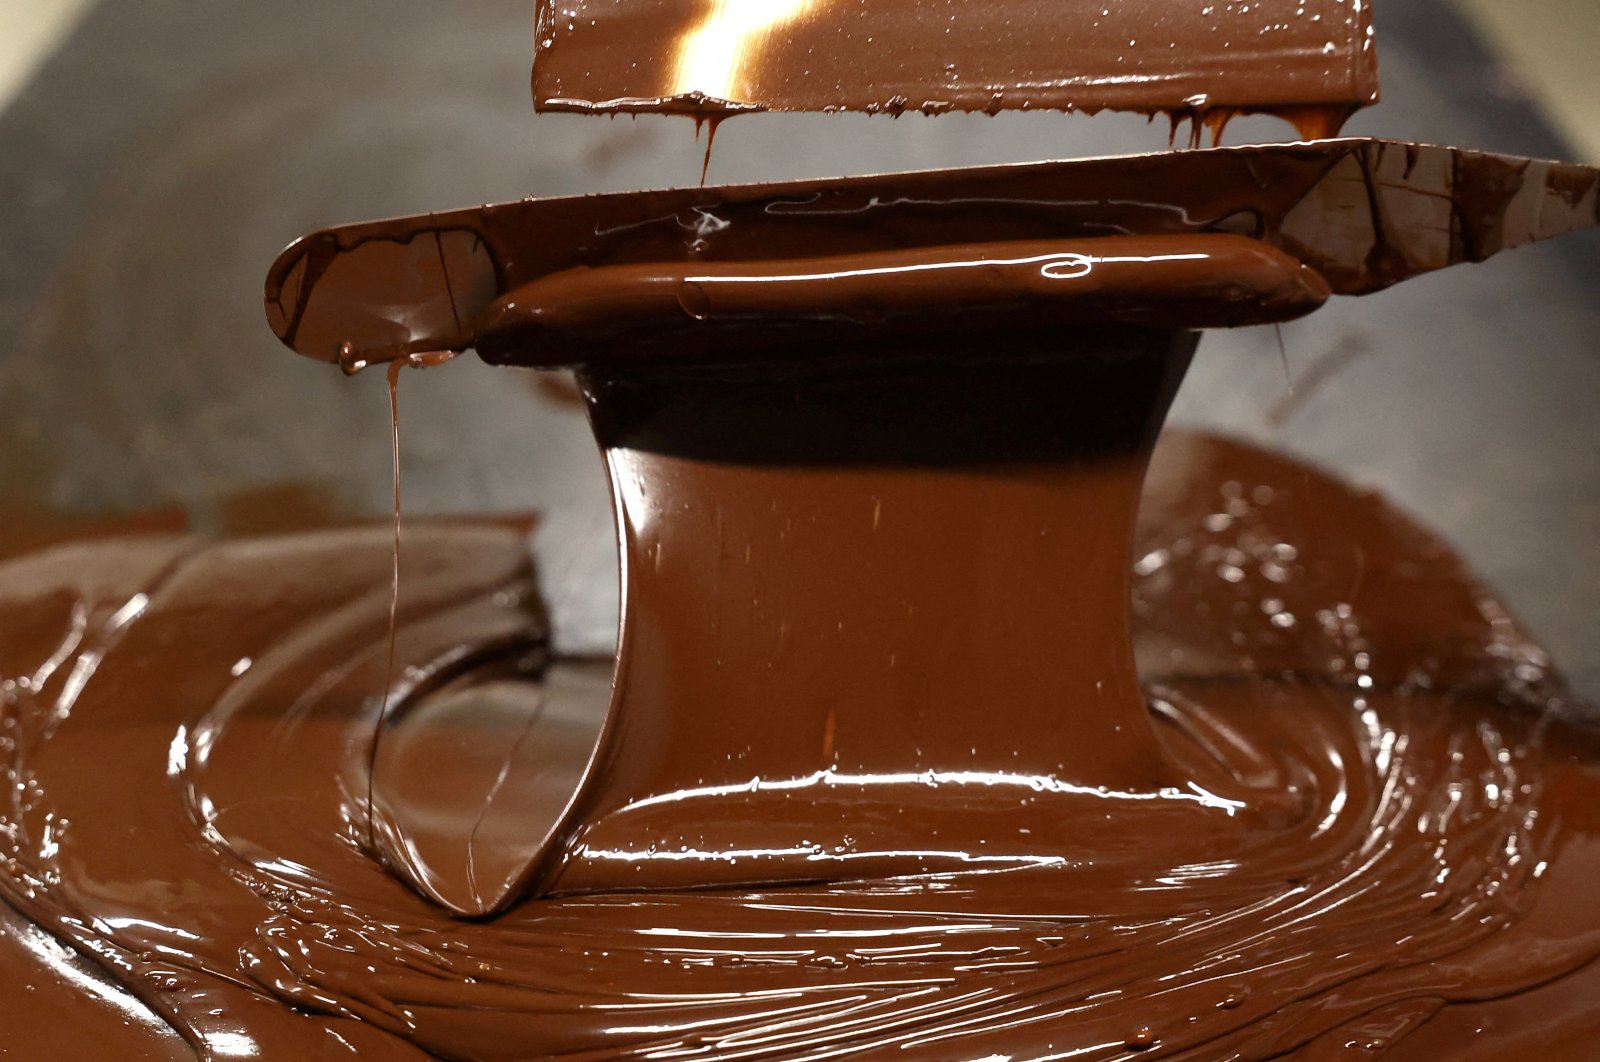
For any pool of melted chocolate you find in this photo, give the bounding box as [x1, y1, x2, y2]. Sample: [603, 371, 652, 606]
[531, 0, 1378, 133]
[2, 395, 1599, 1060]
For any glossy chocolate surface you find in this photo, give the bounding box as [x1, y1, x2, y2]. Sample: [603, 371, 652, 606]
[475, 234, 1329, 365]
[552, 330, 1196, 893]
[2, 428, 1598, 1058]
[531, 0, 1379, 122]
[4, 16, 1596, 1050]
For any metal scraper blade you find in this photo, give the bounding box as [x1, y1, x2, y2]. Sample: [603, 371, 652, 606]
[531, 0, 1378, 122]
[264, 140, 1600, 368]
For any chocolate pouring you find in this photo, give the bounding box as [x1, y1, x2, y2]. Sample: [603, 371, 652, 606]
[2, 1, 1600, 1057]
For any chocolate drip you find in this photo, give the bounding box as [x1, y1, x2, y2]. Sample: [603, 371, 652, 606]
[550, 332, 1197, 892]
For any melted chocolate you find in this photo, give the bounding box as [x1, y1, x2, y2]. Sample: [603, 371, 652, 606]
[474, 234, 1330, 366]
[13, 209, 1600, 1056]
[551, 329, 1199, 894]
[6, 73, 1598, 1062]
[531, 0, 1379, 126]
[2, 431, 1597, 1058]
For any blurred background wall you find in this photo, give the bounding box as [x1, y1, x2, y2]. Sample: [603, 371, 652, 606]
[1, 1, 1596, 696]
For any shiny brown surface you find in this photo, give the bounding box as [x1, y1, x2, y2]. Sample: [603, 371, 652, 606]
[530, 0, 1379, 122]
[552, 330, 1196, 893]
[7, 148, 1574, 1058]
[1, 431, 1597, 1058]
[7, 0, 1600, 1053]
[475, 234, 1329, 366]
[263, 140, 1600, 370]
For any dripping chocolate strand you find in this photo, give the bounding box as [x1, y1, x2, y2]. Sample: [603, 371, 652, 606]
[367, 358, 406, 846]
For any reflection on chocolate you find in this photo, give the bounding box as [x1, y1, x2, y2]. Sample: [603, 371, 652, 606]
[531, 0, 1378, 127]
[2, 431, 1598, 1058]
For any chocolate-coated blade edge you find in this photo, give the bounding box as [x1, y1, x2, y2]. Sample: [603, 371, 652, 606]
[263, 139, 1599, 366]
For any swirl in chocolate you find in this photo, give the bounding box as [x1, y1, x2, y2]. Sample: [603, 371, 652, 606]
[1, 428, 1598, 1059]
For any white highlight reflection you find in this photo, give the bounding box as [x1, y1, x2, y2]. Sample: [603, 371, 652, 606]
[672, 0, 816, 102]
[685, 251, 1209, 288]
[11, 919, 178, 1036]
[586, 844, 1074, 868]
[617, 768, 1244, 815]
